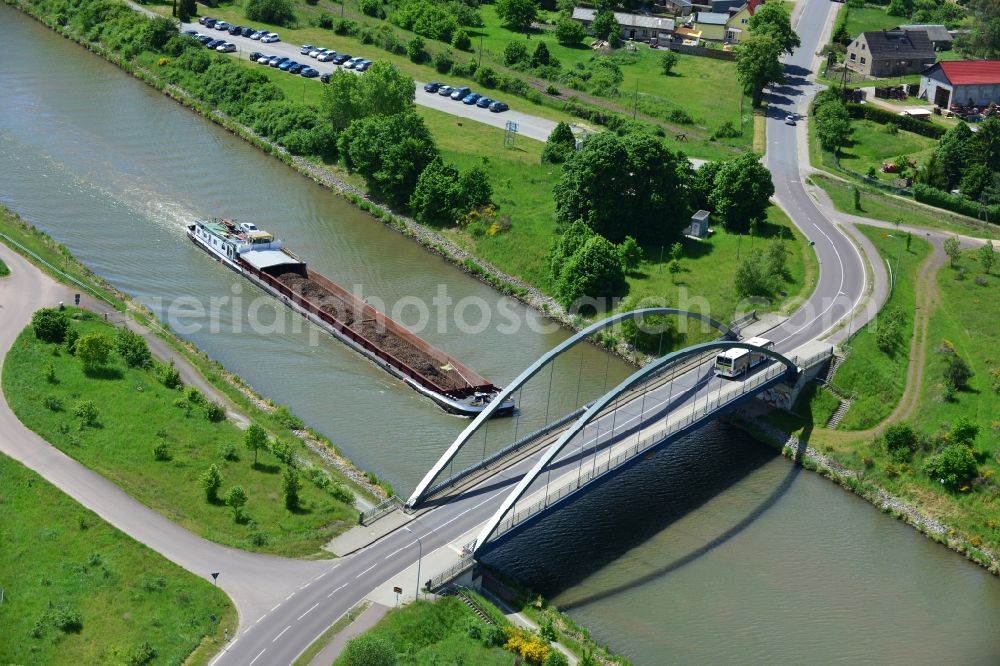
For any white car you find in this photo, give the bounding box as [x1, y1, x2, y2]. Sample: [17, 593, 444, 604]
[317, 50, 336, 62]
[260, 32, 280, 43]
[214, 21, 230, 31]
[216, 42, 236, 53]
[250, 31, 263, 40]
[308, 48, 323, 58]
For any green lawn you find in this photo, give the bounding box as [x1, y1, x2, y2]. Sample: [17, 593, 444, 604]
[0, 453, 233, 666]
[831, 225, 933, 429]
[809, 174, 998, 239]
[844, 4, 900, 38]
[2, 314, 357, 557]
[836, 119, 936, 182]
[332, 597, 517, 666]
[0, 257, 8, 276]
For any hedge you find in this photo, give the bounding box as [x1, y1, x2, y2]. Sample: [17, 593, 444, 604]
[846, 103, 946, 139]
[913, 183, 1000, 220]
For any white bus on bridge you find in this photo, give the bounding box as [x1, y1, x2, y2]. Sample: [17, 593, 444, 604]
[715, 336, 774, 378]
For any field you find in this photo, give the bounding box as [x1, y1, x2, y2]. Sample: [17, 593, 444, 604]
[834, 119, 936, 182]
[809, 174, 998, 239]
[0, 454, 233, 666]
[830, 225, 933, 429]
[843, 5, 899, 38]
[331, 597, 516, 666]
[2, 313, 357, 557]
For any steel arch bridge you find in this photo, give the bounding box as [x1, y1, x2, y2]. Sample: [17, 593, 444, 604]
[470, 339, 800, 557]
[406, 309, 738, 509]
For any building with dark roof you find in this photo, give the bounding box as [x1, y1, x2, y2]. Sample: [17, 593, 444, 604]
[894, 24, 953, 50]
[572, 8, 675, 42]
[919, 60, 1000, 108]
[845, 29, 936, 78]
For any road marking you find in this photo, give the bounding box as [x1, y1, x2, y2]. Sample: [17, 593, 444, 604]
[256, 615, 266, 624]
[328, 583, 348, 598]
[384, 545, 407, 559]
[356, 564, 377, 578]
[298, 582, 310, 590]
[249, 649, 266, 665]
[285, 592, 295, 601]
[298, 603, 320, 621]
[272, 626, 291, 643]
[270, 603, 281, 612]
[314, 570, 329, 580]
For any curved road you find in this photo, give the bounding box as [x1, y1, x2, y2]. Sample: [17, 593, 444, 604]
[1, 1, 893, 664]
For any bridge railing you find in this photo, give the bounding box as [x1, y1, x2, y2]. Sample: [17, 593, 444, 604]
[426, 554, 475, 592]
[489, 361, 790, 541]
[358, 495, 403, 525]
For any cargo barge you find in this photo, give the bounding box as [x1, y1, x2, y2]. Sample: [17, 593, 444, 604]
[187, 218, 514, 417]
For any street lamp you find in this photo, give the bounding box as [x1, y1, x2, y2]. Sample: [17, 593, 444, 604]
[403, 526, 423, 601]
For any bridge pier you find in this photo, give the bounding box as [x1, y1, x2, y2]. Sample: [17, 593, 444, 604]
[757, 340, 834, 410]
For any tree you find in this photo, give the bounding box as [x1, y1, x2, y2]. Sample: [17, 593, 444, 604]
[591, 9, 618, 42]
[503, 40, 529, 66]
[225, 485, 248, 522]
[961, 0, 1000, 58]
[283, 466, 302, 511]
[32, 308, 70, 343]
[735, 34, 785, 107]
[244, 423, 269, 465]
[959, 163, 993, 202]
[178, 0, 196, 22]
[556, 235, 628, 306]
[747, 3, 800, 55]
[76, 333, 113, 371]
[339, 112, 439, 209]
[660, 50, 678, 76]
[689, 160, 722, 212]
[977, 118, 1000, 174]
[442, 30, 466, 52]
[924, 445, 978, 489]
[339, 635, 396, 666]
[979, 242, 996, 275]
[708, 152, 774, 233]
[244, 0, 295, 26]
[550, 220, 595, 281]
[555, 16, 586, 45]
[815, 100, 852, 155]
[950, 416, 980, 447]
[926, 122, 976, 191]
[409, 158, 461, 225]
[883, 422, 918, 462]
[531, 41, 552, 68]
[733, 251, 775, 298]
[407, 36, 427, 62]
[541, 121, 576, 164]
[115, 328, 152, 369]
[619, 236, 642, 272]
[141, 16, 179, 52]
[943, 236, 961, 268]
[201, 464, 223, 502]
[886, 0, 913, 17]
[853, 185, 861, 210]
[554, 132, 691, 245]
[496, 0, 538, 32]
[943, 349, 973, 391]
[456, 166, 492, 212]
[321, 62, 415, 131]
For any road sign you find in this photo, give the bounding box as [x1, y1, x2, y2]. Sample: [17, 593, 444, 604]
[393, 586, 403, 594]
[211, 572, 219, 585]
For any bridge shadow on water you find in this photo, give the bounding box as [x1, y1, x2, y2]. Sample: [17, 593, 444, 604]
[479, 417, 812, 610]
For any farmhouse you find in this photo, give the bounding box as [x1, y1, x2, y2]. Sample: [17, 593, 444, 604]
[919, 60, 1000, 109]
[724, 0, 764, 44]
[572, 8, 675, 43]
[845, 29, 936, 78]
[692, 12, 729, 42]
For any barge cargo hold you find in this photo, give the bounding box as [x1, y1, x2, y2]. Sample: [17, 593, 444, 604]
[187, 218, 514, 417]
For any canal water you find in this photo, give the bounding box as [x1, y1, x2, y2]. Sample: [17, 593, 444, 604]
[3, 6, 999, 663]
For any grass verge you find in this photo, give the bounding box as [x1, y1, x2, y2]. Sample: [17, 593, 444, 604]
[0, 257, 8, 276]
[292, 600, 371, 666]
[2, 311, 357, 557]
[831, 225, 933, 429]
[0, 453, 234, 665]
[809, 173, 998, 239]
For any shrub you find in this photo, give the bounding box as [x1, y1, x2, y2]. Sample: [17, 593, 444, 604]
[73, 400, 100, 428]
[314, 12, 334, 29]
[43, 394, 63, 411]
[845, 103, 945, 139]
[217, 441, 239, 461]
[452, 28, 472, 51]
[225, 485, 248, 522]
[407, 36, 427, 63]
[924, 445, 978, 489]
[359, 0, 381, 17]
[186, 386, 205, 405]
[283, 466, 302, 511]
[332, 18, 359, 35]
[32, 308, 70, 343]
[244, 0, 295, 26]
[950, 417, 979, 447]
[475, 65, 499, 88]
[618, 236, 642, 272]
[943, 349, 973, 391]
[913, 183, 1000, 220]
[49, 606, 83, 633]
[273, 404, 304, 430]
[158, 360, 183, 389]
[882, 422, 918, 461]
[76, 332, 113, 371]
[503, 40, 529, 67]
[153, 441, 171, 461]
[711, 120, 741, 139]
[44, 363, 57, 384]
[339, 635, 396, 666]
[433, 49, 454, 74]
[115, 328, 152, 368]
[205, 401, 226, 422]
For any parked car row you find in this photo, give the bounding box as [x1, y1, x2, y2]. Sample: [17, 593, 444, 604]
[297, 45, 373, 78]
[248, 52, 319, 77]
[197, 16, 279, 42]
[422, 82, 508, 112]
[184, 30, 240, 52]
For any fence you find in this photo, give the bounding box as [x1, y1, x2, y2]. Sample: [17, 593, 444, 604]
[358, 495, 403, 526]
[665, 43, 736, 61]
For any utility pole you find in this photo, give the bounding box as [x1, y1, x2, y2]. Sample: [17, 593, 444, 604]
[633, 79, 639, 120]
[478, 35, 483, 69]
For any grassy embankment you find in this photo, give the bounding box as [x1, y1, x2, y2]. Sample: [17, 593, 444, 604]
[2, 312, 357, 557]
[814, 245, 1000, 557]
[140, 41, 814, 328]
[0, 258, 8, 276]
[167, 0, 750, 160]
[0, 454, 234, 666]
[808, 173, 998, 239]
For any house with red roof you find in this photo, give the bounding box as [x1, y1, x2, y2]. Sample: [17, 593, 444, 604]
[919, 60, 1000, 109]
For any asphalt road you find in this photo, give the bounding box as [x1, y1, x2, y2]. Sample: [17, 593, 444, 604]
[180, 20, 560, 143]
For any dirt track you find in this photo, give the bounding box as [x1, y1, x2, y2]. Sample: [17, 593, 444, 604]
[276, 273, 469, 392]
